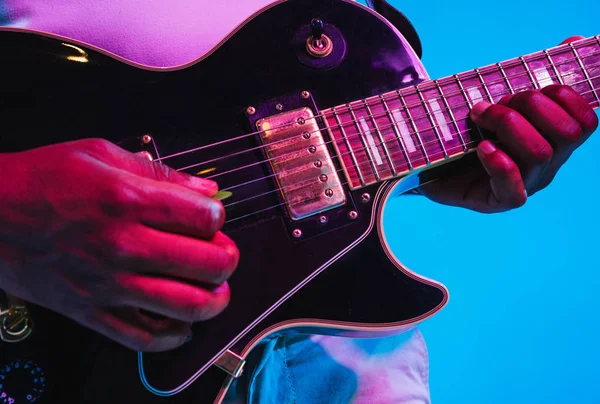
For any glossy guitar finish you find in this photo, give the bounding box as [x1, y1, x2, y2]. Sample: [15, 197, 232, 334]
[0, 0, 448, 402]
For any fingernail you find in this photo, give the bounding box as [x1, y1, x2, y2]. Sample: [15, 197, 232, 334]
[470, 101, 492, 121]
[478, 140, 496, 155]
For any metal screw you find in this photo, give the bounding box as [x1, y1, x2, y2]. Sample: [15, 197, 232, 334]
[348, 210, 358, 220]
[324, 189, 333, 197]
[302, 131, 311, 139]
[142, 134, 152, 144]
[319, 174, 328, 182]
[276, 103, 284, 111]
[308, 145, 317, 153]
[319, 215, 328, 224]
[361, 193, 371, 203]
[297, 117, 306, 125]
[301, 91, 310, 99]
[314, 160, 322, 168]
[292, 229, 302, 238]
[247, 106, 256, 115]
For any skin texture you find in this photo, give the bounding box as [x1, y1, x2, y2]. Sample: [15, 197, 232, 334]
[0, 37, 597, 353]
[419, 37, 599, 213]
[0, 138, 239, 352]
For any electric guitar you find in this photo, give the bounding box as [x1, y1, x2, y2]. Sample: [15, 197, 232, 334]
[0, 0, 598, 402]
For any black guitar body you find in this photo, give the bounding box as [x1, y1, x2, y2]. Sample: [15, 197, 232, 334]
[0, 0, 448, 402]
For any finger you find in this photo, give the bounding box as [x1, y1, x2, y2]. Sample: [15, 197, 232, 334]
[504, 90, 584, 147]
[114, 273, 231, 322]
[119, 171, 225, 240]
[81, 138, 218, 196]
[82, 306, 191, 352]
[540, 85, 599, 139]
[560, 35, 585, 44]
[111, 227, 239, 285]
[476, 140, 527, 210]
[470, 101, 553, 192]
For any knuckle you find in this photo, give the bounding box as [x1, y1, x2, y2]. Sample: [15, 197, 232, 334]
[150, 162, 174, 182]
[106, 227, 137, 262]
[498, 108, 522, 128]
[79, 138, 118, 156]
[101, 183, 140, 217]
[529, 142, 553, 163]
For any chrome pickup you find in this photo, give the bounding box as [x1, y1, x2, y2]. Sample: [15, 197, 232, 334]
[256, 107, 345, 220]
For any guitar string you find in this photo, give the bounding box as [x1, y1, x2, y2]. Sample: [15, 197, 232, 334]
[153, 41, 600, 164]
[214, 71, 600, 201]
[222, 86, 599, 222]
[209, 66, 600, 189]
[150, 43, 600, 167]
[172, 52, 600, 178]
[171, 58, 600, 199]
[223, 83, 600, 213]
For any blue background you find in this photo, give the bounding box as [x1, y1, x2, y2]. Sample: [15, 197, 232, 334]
[368, 0, 600, 403]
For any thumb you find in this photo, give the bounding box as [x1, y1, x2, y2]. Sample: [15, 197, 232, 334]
[128, 152, 218, 197]
[89, 138, 218, 196]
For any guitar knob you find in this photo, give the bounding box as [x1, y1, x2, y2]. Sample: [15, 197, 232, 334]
[310, 19, 324, 44]
[306, 18, 333, 58]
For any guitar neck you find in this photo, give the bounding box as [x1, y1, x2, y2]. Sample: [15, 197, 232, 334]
[322, 35, 600, 190]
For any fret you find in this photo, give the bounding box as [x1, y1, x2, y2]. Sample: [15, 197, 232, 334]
[569, 42, 600, 106]
[377, 92, 427, 168]
[379, 94, 414, 170]
[524, 52, 561, 89]
[435, 79, 467, 151]
[415, 85, 448, 158]
[331, 107, 367, 188]
[543, 50, 564, 85]
[497, 62, 516, 94]
[346, 104, 381, 182]
[502, 58, 536, 93]
[519, 56, 539, 89]
[362, 99, 397, 176]
[475, 68, 496, 102]
[456, 71, 492, 106]
[550, 43, 595, 105]
[397, 90, 431, 164]
[345, 100, 396, 180]
[366, 95, 412, 175]
[453, 74, 484, 141]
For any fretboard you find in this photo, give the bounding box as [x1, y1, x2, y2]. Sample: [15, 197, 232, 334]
[323, 35, 600, 190]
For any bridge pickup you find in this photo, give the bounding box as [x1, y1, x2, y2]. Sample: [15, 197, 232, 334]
[256, 107, 345, 220]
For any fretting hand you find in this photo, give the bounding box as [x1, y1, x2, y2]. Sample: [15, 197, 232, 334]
[0, 138, 239, 352]
[418, 36, 598, 212]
